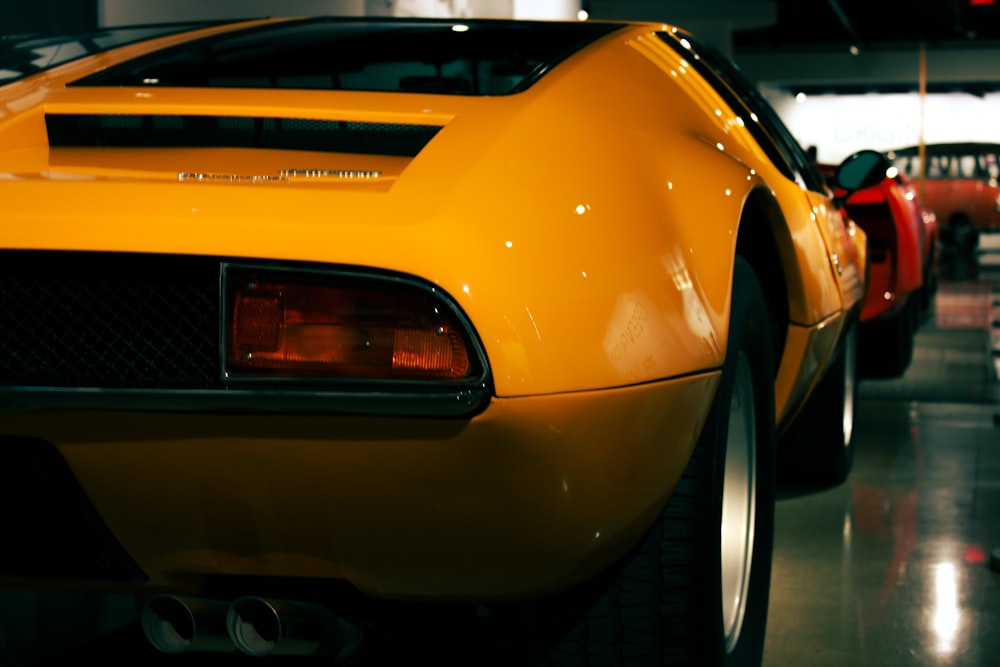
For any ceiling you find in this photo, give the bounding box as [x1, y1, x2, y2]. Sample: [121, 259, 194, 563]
[583, 0, 1000, 95]
[6, 2, 1000, 53]
[732, 0, 1000, 52]
[3, 1, 998, 96]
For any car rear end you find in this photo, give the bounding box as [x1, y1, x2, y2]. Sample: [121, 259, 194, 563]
[1, 17, 729, 605]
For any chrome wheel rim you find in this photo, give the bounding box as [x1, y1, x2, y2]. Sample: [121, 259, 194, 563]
[721, 351, 757, 653]
[841, 327, 857, 449]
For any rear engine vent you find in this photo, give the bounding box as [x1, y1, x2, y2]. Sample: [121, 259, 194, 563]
[45, 114, 441, 157]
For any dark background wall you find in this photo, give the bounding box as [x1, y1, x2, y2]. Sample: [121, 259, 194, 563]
[1, 0, 96, 36]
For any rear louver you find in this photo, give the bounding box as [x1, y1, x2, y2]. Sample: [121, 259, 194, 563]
[45, 114, 442, 156]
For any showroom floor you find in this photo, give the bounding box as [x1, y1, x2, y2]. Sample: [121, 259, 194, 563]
[2, 251, 998, 667]
[763, 250, 1000, 667]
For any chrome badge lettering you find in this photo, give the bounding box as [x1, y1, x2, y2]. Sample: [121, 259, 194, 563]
[178, 169, 381, 183]
[280, 169, 381, 180]
[177, 173, 285, 183]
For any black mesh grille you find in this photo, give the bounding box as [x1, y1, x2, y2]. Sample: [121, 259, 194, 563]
[0, 252, 221, 389]
[46, 114, 442, 157]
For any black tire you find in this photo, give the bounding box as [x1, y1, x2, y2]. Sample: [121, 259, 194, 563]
[858, 298, 915, 379]
[505, 258, 776, 667]
[778, 323, 857, 487]
[954, 220, 978, 255]
[920, 248, 939, 319]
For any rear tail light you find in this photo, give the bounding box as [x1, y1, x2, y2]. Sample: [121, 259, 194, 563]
[224, 267, 479, 382]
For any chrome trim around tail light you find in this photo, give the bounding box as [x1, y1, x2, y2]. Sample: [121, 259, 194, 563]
[220, 262, 489, 386]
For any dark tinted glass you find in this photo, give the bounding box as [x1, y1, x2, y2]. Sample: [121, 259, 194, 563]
[0, 23, 214, 84]
[70, 18, 622, 95]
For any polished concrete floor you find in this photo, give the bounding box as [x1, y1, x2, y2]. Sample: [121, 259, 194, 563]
[764, 251, 1000, 667]
[765, 399, 1000, 667]
[2, 252, 998, 666]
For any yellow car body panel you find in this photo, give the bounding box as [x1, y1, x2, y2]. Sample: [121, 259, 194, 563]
[0, 18, 866, 600]
[0, 374, 717, 599]
[1, 32, 862, 402]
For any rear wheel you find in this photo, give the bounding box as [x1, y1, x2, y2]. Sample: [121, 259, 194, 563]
[778, 323, 857, 487]
[507, 258, 776, 666]
[858, 298, 915, 380]
[950, 217, 978, 254]
[920, 243, 939, 319]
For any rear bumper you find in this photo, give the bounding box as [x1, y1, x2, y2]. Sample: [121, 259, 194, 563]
[0, 371, 718, 601]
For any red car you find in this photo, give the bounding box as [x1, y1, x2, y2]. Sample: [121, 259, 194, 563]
[890, 142, 1000, 252]
[823, 156, 939, 378]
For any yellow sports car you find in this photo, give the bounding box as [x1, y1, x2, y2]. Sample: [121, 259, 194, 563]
[0, 16, 878, 666]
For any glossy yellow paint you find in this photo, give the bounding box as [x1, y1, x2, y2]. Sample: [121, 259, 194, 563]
[0, 373, 717, 599]
[0, 24, 863, 405]
[632, 30, 866, 424]
[0, 19, 867, 599]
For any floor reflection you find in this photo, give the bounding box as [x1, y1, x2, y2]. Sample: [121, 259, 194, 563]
[765, 243, 1000, 666]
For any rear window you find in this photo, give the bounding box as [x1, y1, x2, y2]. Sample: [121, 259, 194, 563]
[0, 23, 215, 84]
[69, 18, 623, 95]
[891, 143, 1000, 183]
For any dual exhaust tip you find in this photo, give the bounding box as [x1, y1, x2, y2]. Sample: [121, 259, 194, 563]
[141, 594, 361, 658]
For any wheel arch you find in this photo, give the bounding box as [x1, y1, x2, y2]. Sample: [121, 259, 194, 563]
[949, 211, 972, 227]
[735, 186, 794, 373]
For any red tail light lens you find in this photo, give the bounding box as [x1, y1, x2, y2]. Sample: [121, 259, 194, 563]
[225, 268, 477, 381]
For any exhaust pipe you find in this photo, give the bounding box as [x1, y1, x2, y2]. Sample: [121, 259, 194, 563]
[141, 595, 235, 654]
[226, 596, 362, 658]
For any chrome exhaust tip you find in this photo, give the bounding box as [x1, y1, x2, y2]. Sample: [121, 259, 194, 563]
[141, 595, 234, 654]
[226, 596, 361, 658]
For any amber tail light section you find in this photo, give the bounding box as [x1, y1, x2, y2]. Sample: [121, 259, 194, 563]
[224, 267, 478, 382]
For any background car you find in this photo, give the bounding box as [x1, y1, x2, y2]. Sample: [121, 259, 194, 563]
[0, 17, 875, 666]
[821, 158, 940, 378]
[889, 142, 1000, 253]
